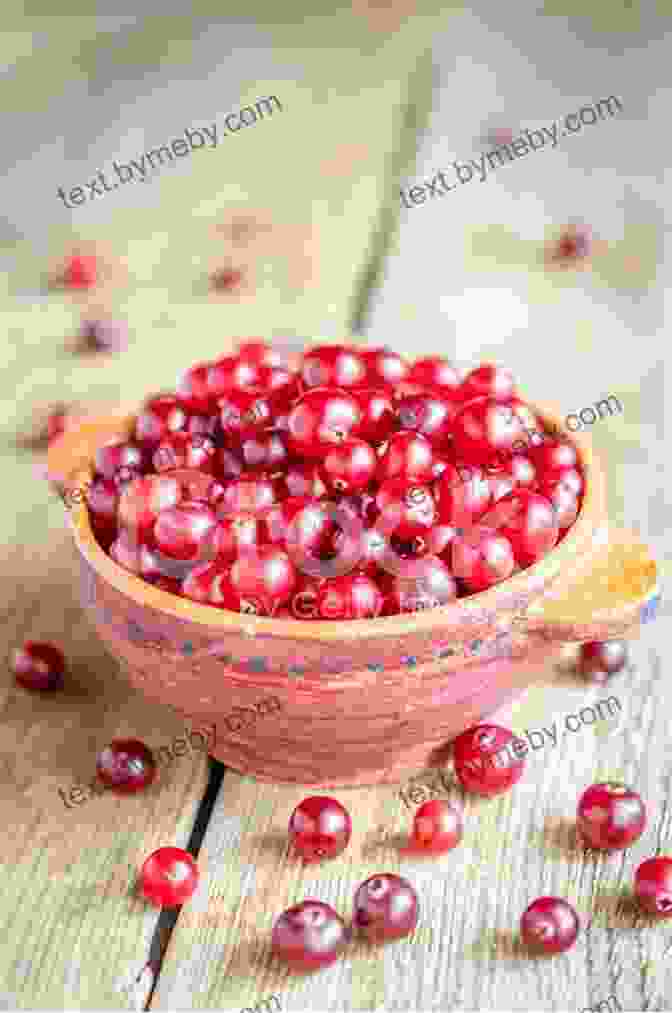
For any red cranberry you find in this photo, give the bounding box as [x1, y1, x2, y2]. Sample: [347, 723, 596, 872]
[520, 897, 579, 954]
[352, 388, 396, 444]
[216, 447, 243, 481]
[11, 640, 65, 691]
[484, 491, 559, 567]
[217, 473, 278, 516]
[284, 501, 354, 573]
[410, 799, 463, 854]
[139, 847, 199, 908]
[530, 438, 578, 475]
[395, 391, 456, 447]
[181, 561, 231, 605]
[501, 454, 537, 489]
[96, 738, 156, 793]
[153, 433, 217, 474]
[452, 724, 525, 797]
[578, 641, 628, 683]
[435, 464, 491, 530]
[207, 355, 260, 397]
[95, 440, 146, 480]
[86, 476, 119, 540]
[272, 901, 348, 971]
[212, 513, 266, 562]
[279, 461, 320, 499]
[460, 364, 515, 403]
[377, 431, 434, 483]
[219, 388, 273, 439]
[135, 395, 187, 447]
[318, 438, 377, 495]
[452, 397, 527, 466]
[407, 356, 461, 396]
[186, 414, 219, 440]
[287, 388, 361, 457]
[301, 344, 366, 388]
[289, 796, 352, 862]
[353, 874, 418, 942]
[317, 573, 384, 619]
[168, 469, 226, 507]
[175, 363, 213, 413]
[488, 471, 516, 503]
[380, 556, 457, 608]
[62, 254, 97, 289]
[240, 432, 289, 472]
[375, 479, 437, 543]
[46, 407, 68, 444]
[576, 782, 646, 850]
[450, 525, 516, 592]
[226, 546, 296, 615]
[264, 497, 312, 546]
[118, 475, 181, 543]
[537, 477, 580, 528]
[153, 501, 217, 561]
[634, 857, 672, 917]
[360, 346, 409, 387]
[237, 339, 287, 367]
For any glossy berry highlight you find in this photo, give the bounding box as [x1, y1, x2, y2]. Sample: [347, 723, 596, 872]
[96, 738, 157, 794]
[353, 874, 419, 942]
[576, 782, 646, 851]
[272, 900, 348, 971]
[289, 796, 352, 862]
[520, 897, 580, 954]
[139, 847, 199, 907]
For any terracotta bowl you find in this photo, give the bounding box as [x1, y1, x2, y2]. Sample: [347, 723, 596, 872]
[48, 404, 660, 787]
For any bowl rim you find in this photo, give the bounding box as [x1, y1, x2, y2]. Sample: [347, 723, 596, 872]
[67, 400, 604, 643]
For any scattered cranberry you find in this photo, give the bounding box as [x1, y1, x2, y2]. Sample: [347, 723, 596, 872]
[460, 364, 515, 403]
[209, 267, 244, 291]
[272, 900, 348, 971]
[96, 738, 156, 793]
[576, 782, 646, 851]
[578, 641, 628, 683]
[46, 406, 68, 445]
[520, 897, 579, 954]
[634, 857, 672, 917]
[452, 723, 525, 796]
[62, 254, 97, 289]
[410, 799, 463, 854]
[289, 796, 352, 862]
[139, 847, 199, 908]
[11, 640, 65, 691]
[548, 225, 592, 267]
[353, 874, 418, 942]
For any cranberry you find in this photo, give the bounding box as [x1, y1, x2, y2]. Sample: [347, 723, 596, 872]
[352, 388, 396, 444]
[226, 546, 296, 615]
[264, 497, 312, 546]
[375, 479, 437, 543]
[175, 363, 213, 413]
[450, 525, 516, 592]
[407, 357, 461, 396]
[452, 724, 525, 797]
[272, 901, 348, 971]
[410, 799, 463, 854]
[452, 397, 527, 466]
[548, 225, 592, 266]
[212, 513, 266, 562]
[139, 847, 199, 908]
[289, 796, 352, 861]
[353, 874, 418, 942]
[153, 501, 217, 561]
[11, 640, 65, 691]
[118, 475, 181, 543]
[460, 364, 515, 403]
[435, 464, 491, 530]
[520, 897, 579, 954]
[217, 473, 278, 516]
[317, 574, 384, 620]
[240, 432, 289, 472]
[279, 461, 320, 499]
[96, 738, 156, 793]
[377, 431, 434, 483]
[284, 501, 356, 576]
[360, 347, 409, 387]
[395, 391, 456, 447]
[181, 561, 231, 605]
[318, 438, 377, 494]
[46, 407, 68, 444]
[168, 469, 226, 507]
[301, 344, 367, 388]
[287, 388, 361, 457]
[219, 388, 273, 439]
[86, 476, 120, 542]
[537, 477, 580, 528]
[216, 447, 244, 481]
[237, 339, 287, 367]
[207, 355, 259, 397]
[95, 440, 146, 480]
[135, 395, 187, 447]
[530, 438, 578, 475]
[634, 857, 672, 917]
[576, 782, 646, 850]
[153, 433, 217, 474]
[62, 254, 97, 289]
[380, 556, 457, 609]
[500, 454, 537, 489]
[186, 414, 219, 440]
[488, 471, 516, 503]
[578, 640, 628, 683]
[484, 491, 559, 567]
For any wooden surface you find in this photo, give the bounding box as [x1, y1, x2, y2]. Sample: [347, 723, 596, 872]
[1, 4, 671, 1012]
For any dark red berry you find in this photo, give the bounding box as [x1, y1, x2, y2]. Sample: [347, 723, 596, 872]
[460, 364, 515, 403]
[353, 874, 418, 942]
[410, 799, 463, 854]
[318, 438, 377, 495]
[452, 723, 525, 797]
[272, 901, 348, 971]
[377, 431, 434, 483]
[11, 640, 65, 691]
[135, 395, 187, 447]
[576, 782, 646, 850]
[360, 347, 409, 387]
[520, 897, 579, 954]
[635, 858, 672, 917]
[578, 640, 628, 683]
[287, 388, 361, 457]
[301, 344, 367, 389]
[153, 433, 216, 474]
[96, 738, 156, 793]
[289, 796, 352, 861]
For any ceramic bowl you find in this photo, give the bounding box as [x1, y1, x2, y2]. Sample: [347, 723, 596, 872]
[48, 404, 659, 787]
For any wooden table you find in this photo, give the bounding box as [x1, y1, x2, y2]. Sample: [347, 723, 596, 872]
[2, 5, 670, 1011]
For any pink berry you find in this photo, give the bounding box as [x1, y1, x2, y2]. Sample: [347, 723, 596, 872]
[450, 525, 516, 592]
[212, 513, 266, 562]
[96, 738, 156, 793]
[118, 475, 181, 543]
[153, 433, 217, 474]
[153, 501, 217, 562]
[301, 344, 367, 389]
[377, 431, 434, 483]
[219, 388, 273, 440]
[139, 847, 199, 908]
[240, 432, 289, 472]
[11, 640, 65, 691]
[86, 476, 120, 544]
[353, 874, 419, 942]
[318, 437, 377, 494]
[289, 795, 352, 861]
[135, 395, 187, 447]
[317, 574, 384, 620]
[395, 391, 456, 447]
[520, 897, 579, 954]
[207, 354, 259, 397]
[287, 388, 361, 457]
[272, 900, 348, 971]
[352, 388, 396, 444]
[435, 464, 491, 530]
[226, 545, 296, 615]
[380, 556, 457, 609]
[484, 491, 559, 567]
[62, 254, 97, 289]
[460, 364, 515, 403]
[452, 397, 528, 466]
[217, 473, 278, 516]
[452, 723, 525, 797]
[407, 357, 461, 396]
[375, 478, 437, 545]
[410, 799, 463, 854]
[537, 477, 580, 528]
[95, 440, 146, 480]
[634, 857, 672, 917]
[175, 363, 213, 413]
[576, 782, 646, 851]
[578, 640, 628, 683]
[237, 339, 287, 367]
[360, 346, 409, 387]
[530, 438, 578, 475]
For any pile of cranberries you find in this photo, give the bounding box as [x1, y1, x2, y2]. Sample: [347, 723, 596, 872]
[81, 341, 584, 619]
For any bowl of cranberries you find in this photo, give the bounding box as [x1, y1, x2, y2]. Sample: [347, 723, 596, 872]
[47, 340, 658, 787]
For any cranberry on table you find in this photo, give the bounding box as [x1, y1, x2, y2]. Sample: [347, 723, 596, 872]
[452, 723, 525, 796]
[287, 388, 361, 456]
[11, 640, 65, 691]
[135, 395, 187, 447]
[484, 490, 559, 567]
[139, 847, 199, 908]
[353, 874, 418, 942]
[452, 397, 528, 466]
[62, 254, 97, 289]
[153, 433, 217, 474]
[578, 641, 628, 682]
[634, 857, 672, 917]
[407, 356, 462, 396]
[450, 525, 516, 592]
[576, 782, 646, 851]
[96, 738, 156, 793]
[360, 346, 409, 387]
[272, 900, 348, 971]
[410, 799, 463, 854]
[352, 387, 396, 444]
[520, 897, 580, 954]
[289, 796, 352, 862]
[460, 364, 515, 403]
[377, 431, 434, 483]
[318, 437, 377, 494]
[317, 573, 384, 620]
